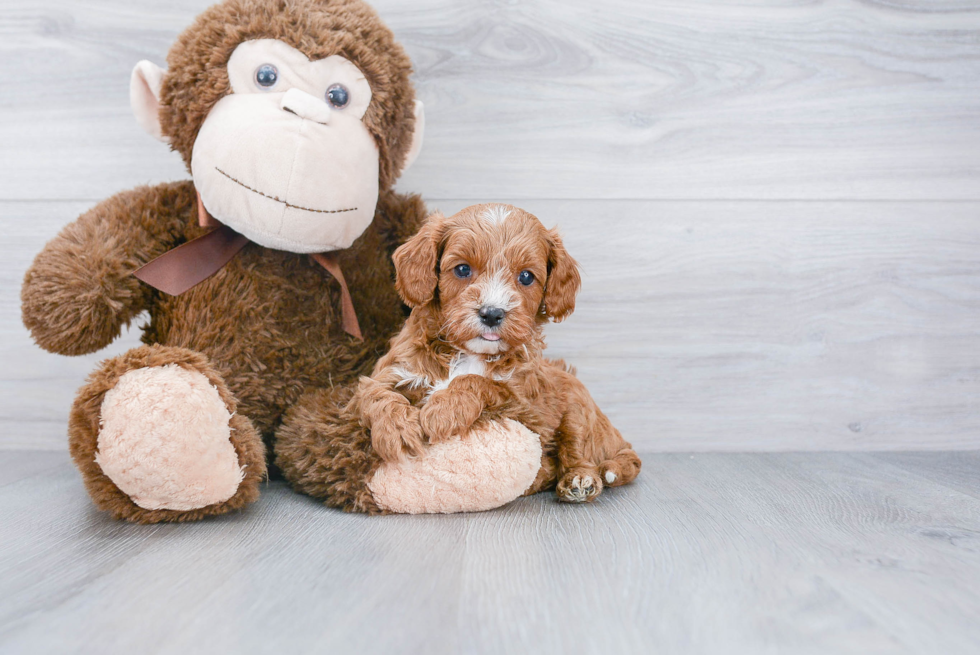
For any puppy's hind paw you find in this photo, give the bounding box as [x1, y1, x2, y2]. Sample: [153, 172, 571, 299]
[557, 469, 603, 503]
[599, 449, 642, 487]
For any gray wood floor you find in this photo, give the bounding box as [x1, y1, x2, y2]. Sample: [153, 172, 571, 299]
[1, 450, 979, 655]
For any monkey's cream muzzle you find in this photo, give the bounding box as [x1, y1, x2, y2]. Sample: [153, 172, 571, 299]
[191, 89, 380, 253]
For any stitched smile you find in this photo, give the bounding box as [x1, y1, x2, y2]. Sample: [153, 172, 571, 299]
[215, 167, 357, 214]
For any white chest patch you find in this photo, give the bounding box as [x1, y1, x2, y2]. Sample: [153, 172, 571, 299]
[428, 353, 487, 396]
[392, 367, 432, 392]
[393, 352, 513, 402]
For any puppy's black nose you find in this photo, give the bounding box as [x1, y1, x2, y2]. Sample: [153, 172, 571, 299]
[479, 306, 506, 328]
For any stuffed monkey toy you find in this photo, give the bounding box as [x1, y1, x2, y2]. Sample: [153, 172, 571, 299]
[21, 0, 541, 522]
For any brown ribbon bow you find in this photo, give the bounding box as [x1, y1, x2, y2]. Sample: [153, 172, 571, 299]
[133, 193, 363, 341]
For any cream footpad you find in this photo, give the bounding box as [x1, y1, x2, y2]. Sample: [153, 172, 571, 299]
[368, 419, 542, 514]
[95, 365, 244, 511]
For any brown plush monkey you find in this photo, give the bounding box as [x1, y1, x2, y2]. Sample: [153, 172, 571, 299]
[20, 0, 441, 523]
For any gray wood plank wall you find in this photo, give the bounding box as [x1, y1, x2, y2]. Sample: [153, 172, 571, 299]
[2, 0, 978, 451]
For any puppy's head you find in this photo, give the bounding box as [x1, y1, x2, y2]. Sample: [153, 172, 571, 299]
[393, 204, 581, 355]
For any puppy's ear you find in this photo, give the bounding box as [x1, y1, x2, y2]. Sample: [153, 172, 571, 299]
[543, 228, 582, 322]
[393, 212, 445, 307]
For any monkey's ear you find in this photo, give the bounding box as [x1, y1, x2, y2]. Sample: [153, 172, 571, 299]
[543, 228, 582, 322]
[393, 211, 444, 308]
[130, 61, 170, 143]
[401, 100, 425, 172]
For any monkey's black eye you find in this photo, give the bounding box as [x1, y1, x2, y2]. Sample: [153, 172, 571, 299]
[518, 270, 535, 286]
[326, 84, 350, 109]
[254, 64, 279, 89]
[453, 264, 472, 279]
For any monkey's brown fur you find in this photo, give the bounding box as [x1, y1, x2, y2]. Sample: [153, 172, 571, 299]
[21, 0, 426, 522]
[276, 206, 642, 508]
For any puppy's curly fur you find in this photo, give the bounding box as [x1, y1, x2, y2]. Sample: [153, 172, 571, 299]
[352, 204, 641, 503]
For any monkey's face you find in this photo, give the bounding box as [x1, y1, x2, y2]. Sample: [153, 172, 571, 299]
[187, 39, 379, 253]
[130, 0, 426, 255]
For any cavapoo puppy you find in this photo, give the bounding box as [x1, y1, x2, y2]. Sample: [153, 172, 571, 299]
[351, 203, 641, 502]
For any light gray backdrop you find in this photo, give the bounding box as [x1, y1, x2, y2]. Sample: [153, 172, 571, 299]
[2, 0, 979, 450]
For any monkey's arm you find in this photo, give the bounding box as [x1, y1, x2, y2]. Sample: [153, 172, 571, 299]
[21, 181, 195, 356]
[374, 190, 429, 255]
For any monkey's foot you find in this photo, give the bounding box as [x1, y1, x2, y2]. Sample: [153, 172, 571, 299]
[95, 365, 244, 510]
[69, 345, 266, 523]
[368, 419, 542, 514]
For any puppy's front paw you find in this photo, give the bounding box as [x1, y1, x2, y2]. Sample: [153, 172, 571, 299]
[419, 392, 478, 444]
[418, 400, 458, 444]
[370, 404, 425, 462]
[556, 468, 603, 503]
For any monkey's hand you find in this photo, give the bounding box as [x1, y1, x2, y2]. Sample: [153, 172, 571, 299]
[419, 374, 513, 444]
[21, 183, 191, 356]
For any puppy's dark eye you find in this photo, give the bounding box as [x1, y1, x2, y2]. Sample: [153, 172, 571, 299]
[518, 270, 535, 286]
[453, 264, 472, 279]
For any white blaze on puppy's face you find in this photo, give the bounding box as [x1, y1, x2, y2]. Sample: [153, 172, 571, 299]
[189, 39, 380, 253]
[478, 270, 520, 313]
[464, 270, 521, 354]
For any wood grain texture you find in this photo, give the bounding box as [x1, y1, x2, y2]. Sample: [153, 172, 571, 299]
[4, 199, 979, 452]
[2, 0, 979, 451]
[0, 450, 978, 654]
[1, 0, 979, 201]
